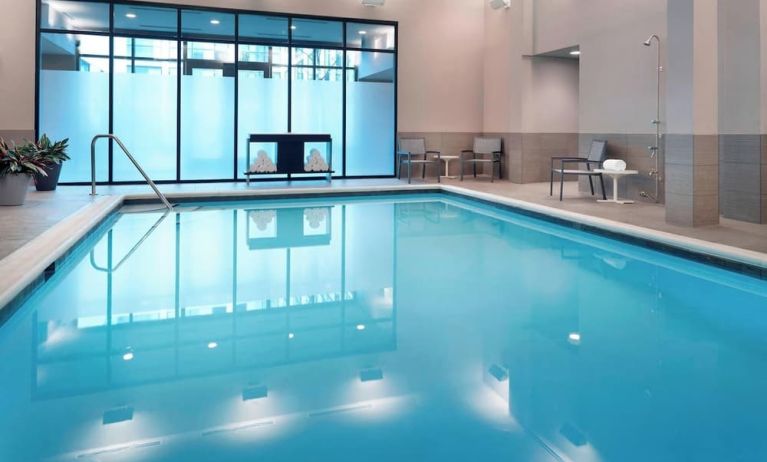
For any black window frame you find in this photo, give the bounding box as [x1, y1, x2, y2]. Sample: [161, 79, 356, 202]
[35, 0, 398, 185]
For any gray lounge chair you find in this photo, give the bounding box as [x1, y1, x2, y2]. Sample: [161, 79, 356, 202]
[550, 140, 608, 201]
[397, 138, 441, 184]
[459, 137, 503, 182]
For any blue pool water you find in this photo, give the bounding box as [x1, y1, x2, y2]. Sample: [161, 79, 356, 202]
[1, 193, 766, 462]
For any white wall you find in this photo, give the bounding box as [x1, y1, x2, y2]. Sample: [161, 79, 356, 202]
[0, 0, 486, 134]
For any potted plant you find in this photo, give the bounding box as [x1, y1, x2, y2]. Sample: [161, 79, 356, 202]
[32, 134, 69, 191]
[0, 138, 47, 206]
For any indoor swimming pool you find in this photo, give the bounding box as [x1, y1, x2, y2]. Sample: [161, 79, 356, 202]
[1, 193, 766, 462]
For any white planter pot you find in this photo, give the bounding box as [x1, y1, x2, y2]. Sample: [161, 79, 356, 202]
[0, 174, 32, 206]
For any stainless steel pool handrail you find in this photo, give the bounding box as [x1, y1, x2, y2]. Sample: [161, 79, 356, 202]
[90, 134, 173, 210]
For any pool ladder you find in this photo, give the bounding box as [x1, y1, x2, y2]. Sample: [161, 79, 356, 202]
[90, 134, 173, 210]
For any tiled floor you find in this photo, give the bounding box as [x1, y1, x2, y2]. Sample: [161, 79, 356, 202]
[1, 178, 766, 261]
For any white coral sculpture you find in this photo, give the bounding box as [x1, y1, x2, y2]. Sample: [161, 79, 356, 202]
[250, 150, 277, 173]
[304, 149, 329, 172]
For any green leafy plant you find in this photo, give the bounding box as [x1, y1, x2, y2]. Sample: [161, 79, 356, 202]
[33, 134, 70, 165]
[0, 138, 48, 177]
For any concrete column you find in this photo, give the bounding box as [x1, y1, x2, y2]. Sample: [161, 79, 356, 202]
[718, 0, 766, 223]
[665, 0, 720, 226]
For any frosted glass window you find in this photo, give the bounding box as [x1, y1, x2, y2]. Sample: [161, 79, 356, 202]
[181, 41, 235, 180]
[346, 23, 395, 50]
[40, 1, 109, 32]
[240, 14, 288, 44]
[181, 10, 234, 40]
[114, 4, 178, 37]
[39, 33, 109, 183]
[291, 48, 343, 172]
[345, 51, 395, 176]
[237, 45, 288, 178]
[291, 19, 342, 47]
[113, 38, 178, 181]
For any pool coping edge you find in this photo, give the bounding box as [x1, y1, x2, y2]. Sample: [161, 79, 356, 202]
[0, 183, 765, 320]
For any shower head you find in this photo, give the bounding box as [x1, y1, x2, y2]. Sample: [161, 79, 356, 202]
[644, 34, 659, 46]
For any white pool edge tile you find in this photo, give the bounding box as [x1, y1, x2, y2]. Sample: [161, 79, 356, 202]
[1, 183, 765, 315]
[0, 196, 124, 309]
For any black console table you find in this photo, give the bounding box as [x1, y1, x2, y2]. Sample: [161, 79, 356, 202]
[245, 133, 333, 184]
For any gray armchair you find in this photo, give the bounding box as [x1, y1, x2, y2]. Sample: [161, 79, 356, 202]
[397, 138, 441, 184]
[550, 139, 608, 201]
[459, 137, 503, 182]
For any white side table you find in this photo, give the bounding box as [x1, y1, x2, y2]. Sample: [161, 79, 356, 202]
[594, 169, 639, 204]
[440, 155, 460, 179]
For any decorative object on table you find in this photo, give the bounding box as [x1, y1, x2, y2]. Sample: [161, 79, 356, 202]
[0, 138, 48, 206]
[32, 134, 69, 191]
[602, 159, 627, 172]
[245, 134, 333, 184]
[304, 207, 329, 229]
[250, 150, 277, 173]
[304, 149, 329, 172]
[250, 209, 276, 230]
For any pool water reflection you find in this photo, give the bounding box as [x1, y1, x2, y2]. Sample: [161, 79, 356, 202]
[0, 194, 766, 461]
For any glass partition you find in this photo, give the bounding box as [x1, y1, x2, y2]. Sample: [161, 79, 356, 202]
[40, 0, 109, 32]
[113, 38, 178, 181]
[181, 41, 235, 180]
[39, 33, 109, 182]
[237, 45, 288, 178]
[37, 2, 397, 183]
[291, 48, 344, 171]
[345, 51, 395, 176]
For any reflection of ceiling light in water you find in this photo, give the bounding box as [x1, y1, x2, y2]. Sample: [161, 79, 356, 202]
[488, 364, 508, 382]
[125, 12, 137, 19]
[288, 332, 295, 340]
[207, 341, 218, 349]
[122, 348, 134, 361]
[242, 385, 268, 401]
[360, 368, 384, 382]
[103, 406, 134, 425]
[356, 324, 366, 331]
[568, 332, 581, 345]
[210, 19, 220, 25]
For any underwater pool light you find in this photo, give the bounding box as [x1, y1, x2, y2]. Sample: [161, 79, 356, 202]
[360, 368, 383, 382]
[568, 332, 581, 345]
[103, 406, 134, 425]
[242, 385, 268, 401]
[207, 341, 218, 349]
[356, 324, 366, 331]
[122, 348, 134, 361]
[488, 364, 508, 382]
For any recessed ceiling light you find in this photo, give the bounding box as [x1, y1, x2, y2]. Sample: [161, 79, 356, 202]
[570, 50, 581, 56]
[210, 19, 220, 25]
[207, 341, 218, 349]
[125, 12, 137, 19]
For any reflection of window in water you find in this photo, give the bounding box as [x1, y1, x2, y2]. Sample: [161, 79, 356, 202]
[249, 210, 277, 237]
[304, 207, 329, 235]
